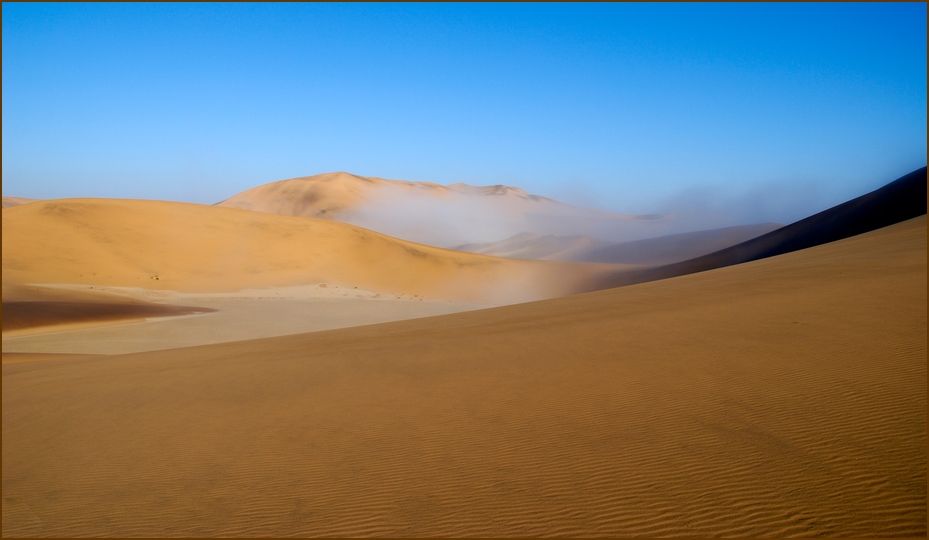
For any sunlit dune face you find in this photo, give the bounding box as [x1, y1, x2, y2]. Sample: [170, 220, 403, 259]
[1, 197, 633, 304]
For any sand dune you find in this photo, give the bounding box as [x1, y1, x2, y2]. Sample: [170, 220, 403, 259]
[215, 171, 682, 247]
[1, 198, 629, 304]
[456, 223, 781, 264]
[3, 216, 924, 537]
[1, 196, 39, 209]
[594, 166, 928, 289]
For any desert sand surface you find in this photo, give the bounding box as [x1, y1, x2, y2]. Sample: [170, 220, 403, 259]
[3, 216, 924, 537]
[215, 171, 688, 247]
[2, 197, 632, 305]
[455, 223, 781, 264]
[1, 196, 39, 209]
[1, 352, 99, 365]
[2, 284, 490, 355]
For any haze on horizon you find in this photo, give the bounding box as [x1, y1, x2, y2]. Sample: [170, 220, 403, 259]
[2, 3, 926, 226]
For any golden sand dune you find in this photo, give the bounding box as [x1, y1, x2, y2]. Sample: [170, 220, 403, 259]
[1, 198, 627, 304]
[215, 171, 676, 247]
[1, 196, 39, 209]
[3, 216, 924, 536]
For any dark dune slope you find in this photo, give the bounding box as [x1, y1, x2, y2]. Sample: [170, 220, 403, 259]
[1, 284, 215, 333]
[593, 166, 927, 289]
[2, 302, 215, 333]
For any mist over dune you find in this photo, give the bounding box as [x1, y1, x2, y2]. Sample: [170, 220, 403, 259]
[216, 172, 695, 247]
[454, 233, 612, 261]
[1, 196, 39, 209]
[1, 198, 630, 305]
[456, 223, 783, 265]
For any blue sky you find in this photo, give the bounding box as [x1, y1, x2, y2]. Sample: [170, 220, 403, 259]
[2, 3, 926, 223]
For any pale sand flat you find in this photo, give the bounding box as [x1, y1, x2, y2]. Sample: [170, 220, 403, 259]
[2, 294, 489, 355]
[2, 217, 924, 537]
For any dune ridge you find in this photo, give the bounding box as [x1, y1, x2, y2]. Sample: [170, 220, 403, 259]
[593, 166, 928, 289]
[2, 216, 924, 537]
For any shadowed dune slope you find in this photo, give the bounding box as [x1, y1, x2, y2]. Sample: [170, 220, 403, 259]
[594, 166, 927, 289]
[1, 198, 626, 304]
[582, 222, 783, 265]
[1, 284, 215, 334]
[2, 302, 212, 334]
[2, 216, 924, 537]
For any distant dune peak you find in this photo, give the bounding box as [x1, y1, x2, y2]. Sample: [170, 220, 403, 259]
[217, 172, 688, 247]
